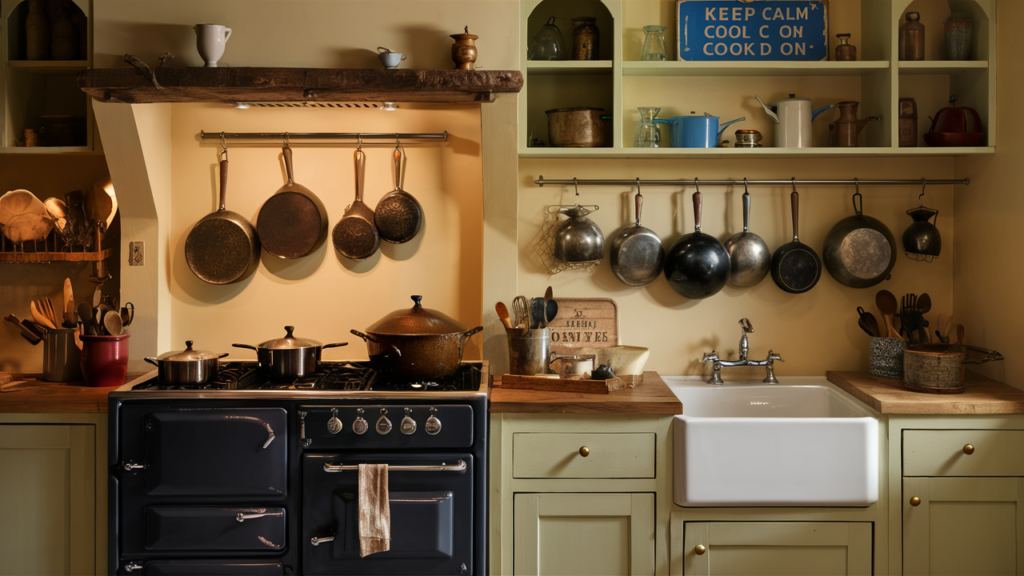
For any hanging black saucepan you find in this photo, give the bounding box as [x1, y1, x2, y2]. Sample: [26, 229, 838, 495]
[663, 179, 731, 299]
[822, 180, 897, 289]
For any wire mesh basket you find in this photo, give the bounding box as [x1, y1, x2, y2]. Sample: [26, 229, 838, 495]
[529, 204, 601, 275]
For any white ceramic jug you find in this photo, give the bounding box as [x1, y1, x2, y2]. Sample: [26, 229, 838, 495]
[194, 24, 232, 68]
[756, 95, 834, 148]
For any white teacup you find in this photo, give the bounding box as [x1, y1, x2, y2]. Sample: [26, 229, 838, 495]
[377, 47, 408, 69]
[195, 24, 232, 68]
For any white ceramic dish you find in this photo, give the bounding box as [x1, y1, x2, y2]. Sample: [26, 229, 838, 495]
[575, 345, 649, 376]
[665, 376, 879, 507]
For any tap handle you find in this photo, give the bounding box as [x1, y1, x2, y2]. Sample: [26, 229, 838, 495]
[739, 318, 753, 333]
[702, 351, 720, 364]
[767, 350, 784, 362]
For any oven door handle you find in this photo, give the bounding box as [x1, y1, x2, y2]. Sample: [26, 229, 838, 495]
[236, 509, 284, 523]
[323, 459, 467, 473]
[311, 535, 335, 547]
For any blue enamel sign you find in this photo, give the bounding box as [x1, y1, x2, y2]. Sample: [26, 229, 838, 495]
[677, 0, 829, 61]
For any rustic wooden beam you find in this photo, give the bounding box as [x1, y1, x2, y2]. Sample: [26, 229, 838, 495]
[78, 67, 523, 104]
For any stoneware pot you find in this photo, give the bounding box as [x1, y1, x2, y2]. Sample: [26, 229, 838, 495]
[869, 337, 905, 379]
[80, 332, 131, 387]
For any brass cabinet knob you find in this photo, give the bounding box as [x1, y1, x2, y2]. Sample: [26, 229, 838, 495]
[579, 446, 590, 457]
[964, 444, 975, 455]
[910, 496, 921, 506]
[695, 544, 707, 555]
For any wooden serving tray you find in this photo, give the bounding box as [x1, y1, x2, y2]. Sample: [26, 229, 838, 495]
[496, 374, 626, 394]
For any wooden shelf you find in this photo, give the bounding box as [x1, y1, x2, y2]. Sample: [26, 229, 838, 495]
[898, 60, 989, 75]
[527, 61, 614, 75]
[519, 146, 995, 159]
[0, 247, 110, 263]
[622, 61, 890, 77]
[78, 67, 524, 104]
[0, 146, 97, 155]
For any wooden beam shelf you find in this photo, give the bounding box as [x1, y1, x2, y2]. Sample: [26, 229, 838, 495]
[77, 67, 524, 104]
[0, 247, 110, 263]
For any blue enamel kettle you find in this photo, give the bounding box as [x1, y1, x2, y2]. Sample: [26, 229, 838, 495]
[654, 113, 745, 148]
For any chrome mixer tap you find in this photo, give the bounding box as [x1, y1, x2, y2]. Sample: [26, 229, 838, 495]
[701, 318, 784, 385]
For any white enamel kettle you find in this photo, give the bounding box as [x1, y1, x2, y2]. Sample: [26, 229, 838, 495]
[756, 94, 835, 148]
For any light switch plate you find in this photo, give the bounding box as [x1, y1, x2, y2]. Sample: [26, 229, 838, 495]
[129, 241, 144, 266]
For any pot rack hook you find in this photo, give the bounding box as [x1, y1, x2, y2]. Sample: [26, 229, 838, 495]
[852, 178, 863, 214]
[635, 177, 641, 195]
[283, 132, 290, 149]
[791, 177, 797, 193]
[219, 132, 227, 160]
[919, 178, 927, 203]
[694, 177, 700, 194]
[573, 177, 580, 199]
[356, 133, 363, 150]
[744, 177, 749, 196]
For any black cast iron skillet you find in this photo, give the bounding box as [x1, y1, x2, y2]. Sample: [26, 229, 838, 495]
[771, 182, 821, 294]
[185, 153, 261, 284]
[663, 182, 731, 299]
[257, 144, 329, 259]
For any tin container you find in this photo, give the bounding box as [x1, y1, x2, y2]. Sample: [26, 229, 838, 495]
[899, 98, 919, 147]
[944, 14, 972, 60]
[571, 17, 599, 60]
[835, 34, 857, 61]
[507, 328, 550, 375]
[43, 328, 82, 382]
[899, 12, 925, 61]
[734, 129, 763, 148]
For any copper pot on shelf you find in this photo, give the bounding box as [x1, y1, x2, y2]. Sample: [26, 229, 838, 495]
[830, 101, 878, 148]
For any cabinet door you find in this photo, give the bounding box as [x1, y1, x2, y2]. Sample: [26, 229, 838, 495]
[514, 493, 654, 576]
[0, 424, 95, 576]
[682, 522, 872, 576]
[904, 477, 1024, 575]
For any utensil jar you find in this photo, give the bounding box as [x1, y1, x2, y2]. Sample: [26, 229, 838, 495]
[869, 337, 905, 379]
[507, 328, 550, 375]
[43, 328, 82, 382]
[80, 332, 131, 387]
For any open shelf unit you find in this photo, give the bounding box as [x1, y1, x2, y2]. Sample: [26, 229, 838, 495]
[519, 0, 995, 157]
[0, 0, 95, 153]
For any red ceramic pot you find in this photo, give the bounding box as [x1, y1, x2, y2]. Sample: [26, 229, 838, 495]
[80, 333, 131, 387]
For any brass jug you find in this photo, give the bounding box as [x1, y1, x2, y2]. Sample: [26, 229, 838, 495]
[831, 101, 879, 148]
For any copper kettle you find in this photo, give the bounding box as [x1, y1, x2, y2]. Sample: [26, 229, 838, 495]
[831, 101, 879, 147]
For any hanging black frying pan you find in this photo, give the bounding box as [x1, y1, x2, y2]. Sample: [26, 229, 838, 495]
[374, 145, 423, 244]
[332, 147, 380, 259]
[822, 181, 897, 288]
[185, 152, 261, 284]
[771, 181, 821, 294]
[257, 144, 328, 259]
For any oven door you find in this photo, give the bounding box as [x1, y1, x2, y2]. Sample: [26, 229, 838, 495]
[302, 453, 473, 575]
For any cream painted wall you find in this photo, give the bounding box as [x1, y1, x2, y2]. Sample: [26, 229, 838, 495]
[954, 0, 1020, 387]
[0, 155, 112, 373]
[166, 103, 483, 361]
[518, 157, 955, 377]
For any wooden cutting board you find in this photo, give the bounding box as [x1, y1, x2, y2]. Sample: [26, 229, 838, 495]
[496, 374, 626, 394]
[549, 298, 619, 355]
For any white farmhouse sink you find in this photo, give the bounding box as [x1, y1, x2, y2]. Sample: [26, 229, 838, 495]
[665, 376, 879, 507]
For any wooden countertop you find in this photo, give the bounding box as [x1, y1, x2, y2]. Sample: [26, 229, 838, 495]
[489, 371, 682, 415]
[0, 373, 147, 413]
[827, 371, 1024, 415]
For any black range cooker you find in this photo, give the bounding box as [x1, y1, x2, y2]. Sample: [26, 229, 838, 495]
[108, 361, 488, 576]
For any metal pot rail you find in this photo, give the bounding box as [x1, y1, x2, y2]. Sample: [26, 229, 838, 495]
[200, 130, 448, 146]
[323, 459, 467, 473]
[535, 176, 970, 187]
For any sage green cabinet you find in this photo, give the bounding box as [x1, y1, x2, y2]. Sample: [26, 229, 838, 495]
[903, 477, 1024, 575]
[680, 522, 872, 576]
[514, 492, 655, 576]
[0, 424, 96, 576]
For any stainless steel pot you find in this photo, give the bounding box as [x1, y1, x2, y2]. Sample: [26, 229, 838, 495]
[233, 326, 348, 377]
[145, 340, 229, 384]
[553, 205, 604, 263]
[351, 295, 483, 380]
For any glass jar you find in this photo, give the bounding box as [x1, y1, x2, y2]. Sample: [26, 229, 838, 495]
[571, 17, 599, 60]
[634, 107, 662, 148]
[641, 25, 667, 61]
[528, 17, 565, 61]
[944, 13, 972, 60]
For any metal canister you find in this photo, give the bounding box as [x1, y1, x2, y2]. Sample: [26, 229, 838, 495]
[734, 129, 763, 148]
[899, 98, 918, 147]
[899, 12, 925, 61]
[571, 17, 599, 60]
[43, 328, 83, 382]
[507, 328, 550, 375]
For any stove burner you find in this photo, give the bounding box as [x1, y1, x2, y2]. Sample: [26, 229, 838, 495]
[132, 361, 482, 393]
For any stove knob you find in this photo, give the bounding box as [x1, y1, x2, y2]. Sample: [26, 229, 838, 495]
[352, 408, 368, 435]
[327, 408, 343, 435]
[425, 407, 442, 435]
[401, 408, 417, 435]
[376, 408, 393, 435]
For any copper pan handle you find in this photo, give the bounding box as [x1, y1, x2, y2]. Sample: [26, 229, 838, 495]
[350, 330, 378, 344]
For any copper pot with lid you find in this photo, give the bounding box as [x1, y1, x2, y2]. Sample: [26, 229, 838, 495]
[233, 326, 348, 377]
[351, 295, 483, 380]
[145, 340, 229, 384]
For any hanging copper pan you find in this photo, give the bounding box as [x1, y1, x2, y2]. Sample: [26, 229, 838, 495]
[257, 144, 328, 259]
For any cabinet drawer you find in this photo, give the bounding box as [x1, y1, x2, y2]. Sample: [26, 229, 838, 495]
[512, 433, 655, 479]
[904, 430, 1024, 476]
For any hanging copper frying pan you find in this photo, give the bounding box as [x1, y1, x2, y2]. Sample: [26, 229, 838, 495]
[257, 143, 328, 259]
[374, 145, 423, 244]
[185, 152, 261, 284]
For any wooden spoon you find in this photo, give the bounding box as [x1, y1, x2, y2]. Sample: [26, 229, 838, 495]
[861, 312, 881, 337]
[62, 278, 74, 327]
[103, 310, 123, 337]
[29, 300, 55, 330]
[495, 302, 513, 330]
[917, 293, 932, 313]
[875, 290, 901, 339]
